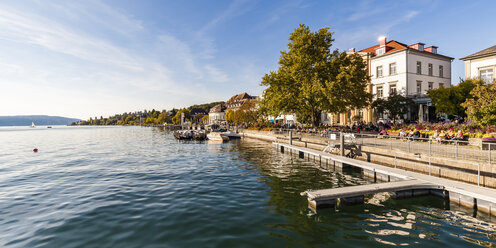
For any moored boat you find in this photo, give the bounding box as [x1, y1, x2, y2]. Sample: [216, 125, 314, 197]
[222, 131, 241, 140]
[207, 132, 229, 142]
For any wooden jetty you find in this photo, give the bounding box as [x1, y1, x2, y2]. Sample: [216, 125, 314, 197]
[274, 142, 496, 215]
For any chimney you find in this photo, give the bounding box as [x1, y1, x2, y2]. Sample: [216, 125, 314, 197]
[349, 48, 356, 53]
[379, 36, 387, 47]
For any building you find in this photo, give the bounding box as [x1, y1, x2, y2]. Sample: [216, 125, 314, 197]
[208, 104, 226, 125]
[360, 37, 452, 123]
[460, 45, 496, 83]
[225, 92, 256, 111]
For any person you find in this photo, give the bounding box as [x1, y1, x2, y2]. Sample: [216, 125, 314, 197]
[431, 130, 439, 141]
[452, 130, 464, 141]
[437, 131, 446, 143]
[413, 129, 421, 139]
[379, 129, 388, 136]
[399, 129, 407, 138]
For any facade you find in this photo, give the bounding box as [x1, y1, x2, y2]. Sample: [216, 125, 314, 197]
[360, 37, 452, 123]
[460, 45, 496, 83]
[208, 104, 226, 124]
[225, 92, 256, 111]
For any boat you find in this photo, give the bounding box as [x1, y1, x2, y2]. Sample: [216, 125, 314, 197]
[31, 122, 35, 128]
[207, 132, 229, 142]
[174, 130, 208, 140]
[193, 131, 207, 141]
[47, 126, 52, 128]
[173, 130, 193, 140]
[221, 131, 241, 140]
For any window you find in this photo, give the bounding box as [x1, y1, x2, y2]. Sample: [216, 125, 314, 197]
[376, 66, 383, 78]
[417, 81, 422, 94]
[428, 82, 433, 90]
[389, 84, 397, 95]
[480, 69, 494, 83]
[416, 61, 422, 74]
[439, 83, 444, 88]
[439, 65, 444, 78]
[376, 47, 385, 56]
[389, 63, 396, 75]
[428, 63, 433, 76]
[377, 86, 383, 98]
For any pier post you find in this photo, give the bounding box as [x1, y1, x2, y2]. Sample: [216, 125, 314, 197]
[339, 132, 344, 157]
[289, 130, 293, 145]
[455, 141, 458, 159]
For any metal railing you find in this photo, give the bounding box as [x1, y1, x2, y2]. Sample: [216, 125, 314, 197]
[257, 128, 496, 165]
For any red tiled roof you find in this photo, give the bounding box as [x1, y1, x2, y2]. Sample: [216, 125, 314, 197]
[359, 40, 408, 55]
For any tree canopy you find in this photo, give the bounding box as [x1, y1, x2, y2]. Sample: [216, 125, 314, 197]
[372, 93, 414, 123]
[259, 24, 371, 127]
[172, 109, 191, 124]
[427, 79, 478, 118]
[462, 80, 496, 126]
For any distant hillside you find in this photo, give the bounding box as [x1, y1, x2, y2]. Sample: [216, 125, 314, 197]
[0, 115, 81, 126]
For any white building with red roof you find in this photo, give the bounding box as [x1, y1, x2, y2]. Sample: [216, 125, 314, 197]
[358, 37, 453, 122]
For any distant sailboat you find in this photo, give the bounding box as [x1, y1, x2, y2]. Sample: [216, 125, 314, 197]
[31, 122, 35, 128]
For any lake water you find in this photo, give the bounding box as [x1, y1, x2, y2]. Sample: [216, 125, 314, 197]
[0, 126, 495, 247]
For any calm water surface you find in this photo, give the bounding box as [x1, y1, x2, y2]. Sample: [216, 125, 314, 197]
[0, 126, 495, 247]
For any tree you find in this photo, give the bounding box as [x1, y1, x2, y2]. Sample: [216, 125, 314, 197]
[157, 112, 170, 124]
[462, 81, 496, 126]
[172, 109, 190, 124]
[372, 93, 414, 123]
[259, 24, 371, 127]
[201, 115, 209, 123]
[225, 109, 235, 123]
[428, 79, 477, 118]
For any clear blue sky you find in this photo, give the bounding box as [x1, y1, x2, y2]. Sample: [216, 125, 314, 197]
[0, 0, 493, 119]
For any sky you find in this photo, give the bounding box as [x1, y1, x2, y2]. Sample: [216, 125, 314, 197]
[0, 0, 494, 119]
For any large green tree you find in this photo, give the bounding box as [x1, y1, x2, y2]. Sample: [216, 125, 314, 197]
[259, 24, 371, 127]
[462, 81, 496, 126]
[427, 79, 477, 118]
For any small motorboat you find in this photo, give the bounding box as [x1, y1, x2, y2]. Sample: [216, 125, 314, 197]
[207, 132, 229, 142]
[221, 131, 241, 140]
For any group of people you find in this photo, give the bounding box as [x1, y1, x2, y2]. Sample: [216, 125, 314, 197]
[431, 130, 465, 142]
[398, 129, 421, 140]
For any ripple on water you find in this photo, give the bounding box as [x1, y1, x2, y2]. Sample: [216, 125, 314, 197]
[0, 126, 494, 247]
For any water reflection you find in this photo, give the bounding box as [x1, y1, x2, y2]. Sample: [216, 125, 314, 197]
[236, 138, 496, 247]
